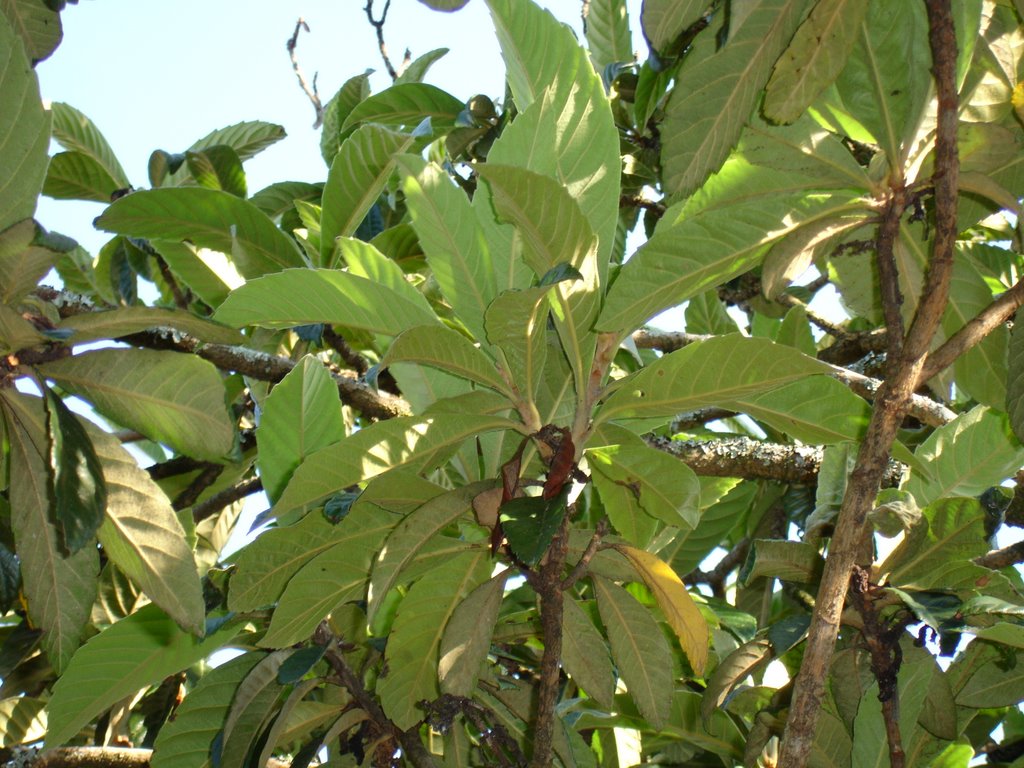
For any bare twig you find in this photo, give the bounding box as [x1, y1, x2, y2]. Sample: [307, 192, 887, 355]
[619, 194, 667, 219]
[190, 476, 262, 523]
[364, 0, 400, 81]
[561, 518, 609, 590]
[779, 3, 960, 764]
[286, 18, 324, 128]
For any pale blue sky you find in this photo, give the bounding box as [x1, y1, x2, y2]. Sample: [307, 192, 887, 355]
[34, 0, 643, 255]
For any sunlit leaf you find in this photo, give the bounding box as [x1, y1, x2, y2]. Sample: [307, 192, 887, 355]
[320, 72, 371, 164]
[395, 47, 449, 84]
[58, 306, 244, 345]
[49, 102, 129, 188]
[585, 0, 632, 72]
[343, 83, 464, 132]
[185, 144, 247, 198]
[43, 151, 119, 202]
[0, 696, 46, 748]
[382, 325, 511, 396]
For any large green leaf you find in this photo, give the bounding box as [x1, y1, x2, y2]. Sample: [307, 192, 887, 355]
[49, 102, 129, 189]
[186, 120, 286, 163]
[0, 302, 44, 353]
[151, 652, 263, 768]
[905, 407, 1024, 508]
[219, 650, 291, 768]
[879, 499, 994, 593]
[273, 412, 521, 516]
[58, 306, 244, 345]
[44, 387, 107, 553]
[150, 239, 235, 308]
[439, 570, 508, 696]
[259, 504, 400, 648]
[661, 0, 811, 197]
[45, 604, 240, 748]
[87, 426, 205, 635]
[39, 348, 234, 461]
[214, 268, 437, 335]
[185, 145, 247, 198]
[0, 0, 61, 63]
[0, 13, 50, 232]
[95, 188, 304, 277]
[764, 0, 868, 123]
[342, 83, 464, 132]
[320, 72, 371, 164]
[398, 156, 496, 343]
[592, 574, 673, 729]
[485, 0, 620, 275]
[0, 219, 66, 304]
[378, 549, 490, 729]
[1, 391, 98, 674]
[368, 482, 493, 623]
[640, 0, 706, 55]
[381, 325, 511, 396]
[43, 151, 120, 202]
[585, 0, 633, 72]
[395, 47, 449, 85]
[595, 335, 829, 424]
[484, 286, 555, 408]
[561, 596, 616, 709]
[319, 124, 417, 266]
[257, 355, 345, 503]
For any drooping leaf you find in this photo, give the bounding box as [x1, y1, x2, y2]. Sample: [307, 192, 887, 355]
[439, 570, 508, 696]
[151, 652, 263, 768]
[381, 325, 511, 396]
[49, 102, 130, 189]
[214, 268, 438, 335]
[764, 0, 868, 123]
[0, 0, 62, 63]
[86, 426, 205, 635]
[43, 386, 107, 554]
[378, 549, 490, 729]
[43, 151, 120, 202]
[218, 650, 291, 768]
[0, 12, 50, 232]
[57, 306, 244, 345]
[95, 188, 304, 277]
[595, 335, 828, 424]
[592, 574, 673, 729]
[273, 412, 520, 517]
[368, 482, 494, 623]
[561, 596, 616, 709]
[615, 545, 709, 675]
[661, 0, 811, 197]
[45, 604, 240, 748]
[185, 144, 247, 198]
[319, 124, 418, 265]
[39, 348, 234, 461]
[342, 83, 465, 132]
[257, 355, 345, 503]
[1, 391, 98, 674]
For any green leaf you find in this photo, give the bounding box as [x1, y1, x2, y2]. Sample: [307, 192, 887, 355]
[905, 406, 1024, 508]
[0, 13, 50, 232]
[219, 650, 290, 768]
[592, 574, 673, 729]
[214, 268, 437, 335]
[417, 0, 470, 9]
[439, 570, 508, 696]
[95, 188, 304, 278]
[49, 102, 130, 189]
[259, 504, 399, 648]
[561, 597, 616, 709]
[485, 0, 620, 275]
[662, 479, 750, 575]
[591, 457, 659, 547]
[764, 0, 868, 123]
[43, 151, 120, 202]
[746, 539, 823, 583]
[586, 0, 633, 73]
[702, 637, 773, 722]
[0, 696, 46, 748]
[45, 604, 240, 748]
[320, 71, 371, 164]
[319, 124, 417, 265]
[500, 493, 567, 567]
[342, 83, 465, 132]
[395, 47, 449, 85]
[44, 387, 107, 553]
[398, 156, 496, 342]
[378, 549, 490, 730]
[382, 325, 511, 396]
[587, 442, 701, 529]
[0, 302, 44, 353]
[249, 181, 323, 219]
[273, 412, 520, 517]
[186, 145, 247, 198]
[879, 499, 993, 592]
[39, 348, 234, 461]
[58, 306, 244, 345]
[151, 652, 263, 768]
[149, 240, 235, 307]
[336, 237, 434, 314]
[186, 120, 286, 163]
[484, 286, 557, 405]
[640, 0, 706, 55]
[0, 0, 61, 63]
[0, 219, 67, 304]
[86, 426, 205, 635]
[1009, 318, 1024, 444]
[368, 482, 493, 623]
[595, 335, 828, 424]
[1, 392, 98, 674]
[661, 0, 811, 197]
[257, 355, 345, 503]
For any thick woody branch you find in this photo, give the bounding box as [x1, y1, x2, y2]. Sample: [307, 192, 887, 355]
[975, 540, 1024, 570]
[28, 748, 289, 768]
[647, 435, 824, 484]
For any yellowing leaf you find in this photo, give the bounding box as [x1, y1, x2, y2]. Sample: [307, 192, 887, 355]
[615, 544, 708, 675]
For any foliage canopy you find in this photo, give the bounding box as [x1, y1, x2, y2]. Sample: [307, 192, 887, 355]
[2, 0, 1024, 766]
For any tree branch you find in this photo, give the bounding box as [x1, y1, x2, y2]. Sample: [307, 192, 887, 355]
[28, 747, 289, 768]
[975, 540, 1024, 570]
[779, 2, 960, 763]
[286, 18, 324, 128]
[191, 476, 262, 523]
